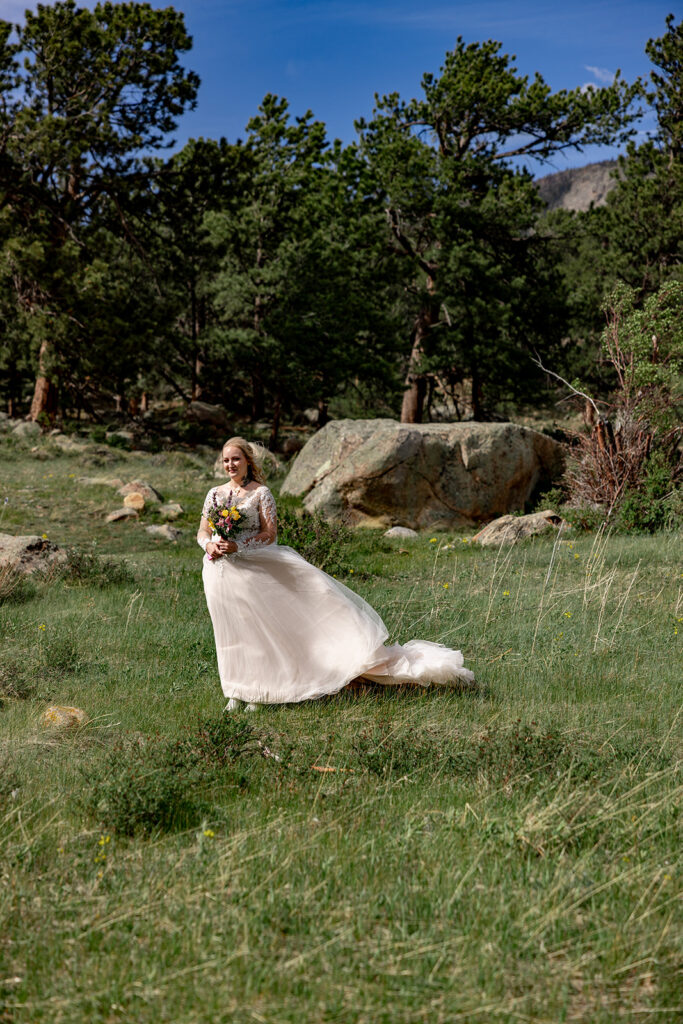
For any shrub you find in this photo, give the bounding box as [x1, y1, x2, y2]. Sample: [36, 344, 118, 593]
[52, 546, 135, 587]
[277, 505, 354, 577]
[540, 282, 682, 528]
[84, 715, 257, 836]
[352, 722, 670, 787]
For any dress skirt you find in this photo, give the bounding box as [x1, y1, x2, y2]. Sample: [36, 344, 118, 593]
[202, 543, 474, 705]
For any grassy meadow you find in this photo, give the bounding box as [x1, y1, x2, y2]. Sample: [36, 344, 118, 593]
[0, 432, 681, 1023]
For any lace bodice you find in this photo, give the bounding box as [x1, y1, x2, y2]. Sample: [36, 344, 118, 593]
[201, 484, 277, 558]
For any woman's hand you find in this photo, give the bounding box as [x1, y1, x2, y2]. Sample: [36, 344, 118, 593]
[208, 539, 238, 558]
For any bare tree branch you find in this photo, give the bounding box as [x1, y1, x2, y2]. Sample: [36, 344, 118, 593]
[531, 353, 604, 420]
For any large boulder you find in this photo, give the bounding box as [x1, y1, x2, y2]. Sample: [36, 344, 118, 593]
[281, 419, 564, 529]
[0, 533, 65, 573]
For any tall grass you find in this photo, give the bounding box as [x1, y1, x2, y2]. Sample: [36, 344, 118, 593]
[0, 438, 680, 1022]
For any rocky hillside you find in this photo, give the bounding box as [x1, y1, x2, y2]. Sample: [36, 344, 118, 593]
[535, 160, 619, 212]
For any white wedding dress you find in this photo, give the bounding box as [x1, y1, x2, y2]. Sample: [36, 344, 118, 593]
[201, 485, 474, 705]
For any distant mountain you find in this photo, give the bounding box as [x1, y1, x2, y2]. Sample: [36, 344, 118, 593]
[535, 160, 620, 212]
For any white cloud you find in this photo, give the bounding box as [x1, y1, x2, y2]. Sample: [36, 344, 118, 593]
[584, 64, 615, 84]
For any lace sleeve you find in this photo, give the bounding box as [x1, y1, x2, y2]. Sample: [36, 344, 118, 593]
[233, 486, 277, 555]
[201, 488, 217, 521]
[258, 486, 277, 540]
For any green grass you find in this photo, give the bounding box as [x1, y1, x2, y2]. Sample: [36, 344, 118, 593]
[0, 433, 681, 1023]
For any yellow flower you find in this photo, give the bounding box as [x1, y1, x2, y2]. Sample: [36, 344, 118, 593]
[574, 554, 580, 559]
[429, 538, 437, 543]
[41, 533, 48, 540]
[230, 509, 240, 521]
[502, 590, 510, 597]
[442, 583, 449, 589]
[220, 510, 229, 518]
[38, 623, 46, 631]
[564, 611, 572, 618]
[203, 829, 215, 838]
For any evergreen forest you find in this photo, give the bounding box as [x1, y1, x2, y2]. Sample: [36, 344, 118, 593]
[0, 4, 681, 465]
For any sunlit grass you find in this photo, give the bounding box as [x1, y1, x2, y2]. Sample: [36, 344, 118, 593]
[0, 435, 681, 1022]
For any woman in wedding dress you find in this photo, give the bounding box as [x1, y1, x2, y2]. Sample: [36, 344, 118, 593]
[198, 437, 474, 709]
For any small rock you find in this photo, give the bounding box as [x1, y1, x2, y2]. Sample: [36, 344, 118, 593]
[117, 480, 163, 503]
[146, 524, 180, 541]
[123, 492, 145, 511]
[11, 420, 41, 439]
[472, 510, 568, 547]
[51, 434, 86, 452]
[384, 526, 419, 538]
[41, 705, 88, 730]
[106, 507, 139, 522]
[77, 476, 125, 488]
[159, 502, 184, 520]
[186, 400, 230, 428]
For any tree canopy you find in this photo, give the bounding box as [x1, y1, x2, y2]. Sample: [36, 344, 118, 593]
[0, 4, 680, 444]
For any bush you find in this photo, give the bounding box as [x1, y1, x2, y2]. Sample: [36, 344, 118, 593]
[352, 721, 670, 787]
[84, 715, 257, 836]
[52, 546, 135, 587]
[277, 506, 354, 577]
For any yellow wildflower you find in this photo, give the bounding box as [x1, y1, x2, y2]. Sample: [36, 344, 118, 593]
[502, 590, 510, 597]
[203, 829, 215, 838]
[429, 538, 437, 543]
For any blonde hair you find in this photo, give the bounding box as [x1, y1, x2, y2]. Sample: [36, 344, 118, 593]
[222, 436, 267, 485]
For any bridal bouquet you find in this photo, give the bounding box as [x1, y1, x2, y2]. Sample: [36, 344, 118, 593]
[206, 492, 246, 546]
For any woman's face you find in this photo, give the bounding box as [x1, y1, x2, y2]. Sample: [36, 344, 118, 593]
[223, 445, 248, 483]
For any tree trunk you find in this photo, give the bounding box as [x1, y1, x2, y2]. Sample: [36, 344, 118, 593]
[316, 398, 329, 429]
[251, 373, 264, 421]
[190, 281, 203, 400]
[470, 363, 484, 421]
[29, 340, 57, 424]
[400, 369, 427, 423]
[269, 393, 281, 450]
[400, 313, 431, 423]
[400, 274, 440, 423]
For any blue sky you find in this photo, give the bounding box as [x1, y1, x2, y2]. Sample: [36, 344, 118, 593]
[1, 0, 677, 173]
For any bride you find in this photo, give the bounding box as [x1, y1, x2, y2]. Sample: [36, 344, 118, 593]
[198, 437, 474, 709]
